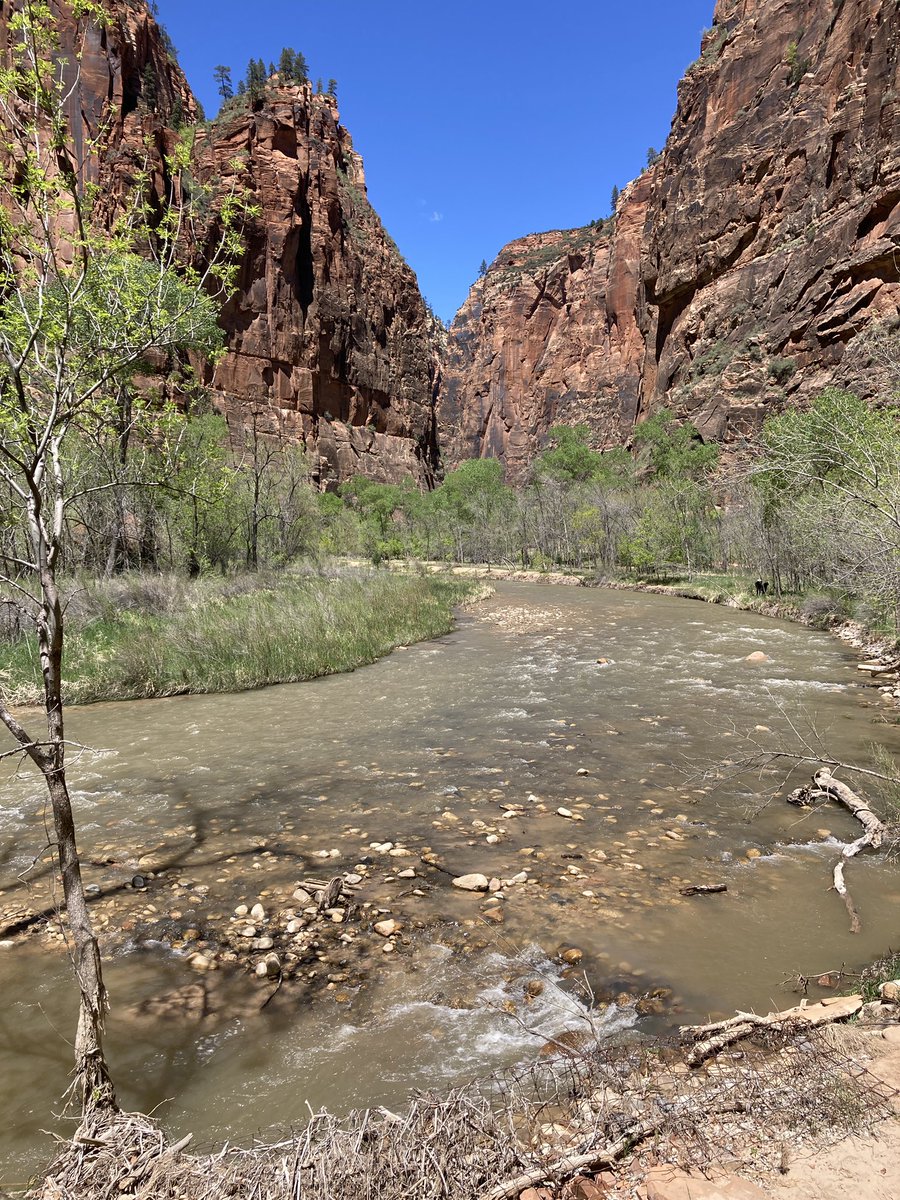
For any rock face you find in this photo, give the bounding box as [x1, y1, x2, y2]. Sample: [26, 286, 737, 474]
[194, 90, 440, 488]
[2, 0, 440, 489]
[0, 0, 197, 227]
[440, 0, 900, 479]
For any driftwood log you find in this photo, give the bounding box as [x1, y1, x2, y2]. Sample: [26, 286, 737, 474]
[477, 1100, 749, 1200]
[857, 659, 900, 676]
[787, 767, 885, 934]
[680, 884, 727, 897]
[683, 994, 863, 1067]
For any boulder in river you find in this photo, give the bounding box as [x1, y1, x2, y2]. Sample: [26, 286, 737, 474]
[453, 873, 490, 892]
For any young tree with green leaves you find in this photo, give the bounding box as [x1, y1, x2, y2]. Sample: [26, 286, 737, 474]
[533, 424, 604, 485]
[632, 409, 719, 481]
[756, 388, 900, 619]
[0, 1, 248, 1110]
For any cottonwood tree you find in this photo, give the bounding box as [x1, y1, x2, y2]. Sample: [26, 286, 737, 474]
[756, 388, 900, 625]
[0, 0, 247, 1110]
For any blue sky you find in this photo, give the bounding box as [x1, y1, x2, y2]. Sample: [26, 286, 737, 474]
[156, 0, 715, 322]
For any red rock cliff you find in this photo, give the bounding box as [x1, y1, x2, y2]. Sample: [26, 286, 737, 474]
[439, 0, 900, 479]
[2, 1, 440, 489]
[194, 89, 440, 489]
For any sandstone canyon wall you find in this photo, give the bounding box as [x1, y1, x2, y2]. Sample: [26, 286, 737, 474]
[195, 91, 440, 488]
[2, 0, 440, 489]
[439, 0, 900, 480]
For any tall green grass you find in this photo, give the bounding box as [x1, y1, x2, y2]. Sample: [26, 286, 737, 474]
[0, 571, 486, 706]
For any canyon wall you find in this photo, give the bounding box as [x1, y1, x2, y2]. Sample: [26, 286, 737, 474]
[195, 91, 440, 488]
[2, 0, 439, 489]
[439, 0, 900, 480]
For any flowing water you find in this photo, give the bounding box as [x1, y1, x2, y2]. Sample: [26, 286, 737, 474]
[1, 582, 899, 1182]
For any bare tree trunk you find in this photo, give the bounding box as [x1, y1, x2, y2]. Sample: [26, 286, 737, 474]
[39, 566, 116, 1112]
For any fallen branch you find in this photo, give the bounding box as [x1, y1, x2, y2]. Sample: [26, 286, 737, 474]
[857, 659, 900, 676]
[478, 1101, 750, 1200]
[787, 767, 885, 934]
[683, 994, 863, 1066]
[680, 884, 727, 897]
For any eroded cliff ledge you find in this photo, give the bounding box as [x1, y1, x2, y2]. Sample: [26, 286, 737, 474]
[439, 0, 900, 481]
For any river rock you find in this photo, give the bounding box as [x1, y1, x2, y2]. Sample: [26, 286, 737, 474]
[397, 868, 416, 879]
[374, 919, 400, 937]
[250, 903, 266, 922]
[744, 651, 770, 663]
[264, 953, 281, 977]
[560, 948, 583, 965]
[880, 980, 900, 1004]
[645, 1167, 770, 1200]
[453, 873, 490, 892]
[292, 888, 312, 904]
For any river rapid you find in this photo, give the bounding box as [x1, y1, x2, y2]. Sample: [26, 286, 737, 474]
[1, 582, 899, 1182]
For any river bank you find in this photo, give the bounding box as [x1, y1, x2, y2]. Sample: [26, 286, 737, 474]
[0, 568, 489, 707]
[27, 983, 900, 1200]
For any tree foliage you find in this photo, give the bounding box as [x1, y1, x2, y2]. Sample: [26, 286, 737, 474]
[0, 0, 250, 1110]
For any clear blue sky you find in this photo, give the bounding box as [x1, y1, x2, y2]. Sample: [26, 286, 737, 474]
[156, 0, 715, 323]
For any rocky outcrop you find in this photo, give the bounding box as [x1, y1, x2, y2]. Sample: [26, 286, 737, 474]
[2, 1, 440, 489]
[440, 0, 900, 478]
[438, 178, 653, 482]
[194, 90, 440, 488]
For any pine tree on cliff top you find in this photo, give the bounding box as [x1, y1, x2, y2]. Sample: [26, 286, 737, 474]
[213, 64, 233, 101]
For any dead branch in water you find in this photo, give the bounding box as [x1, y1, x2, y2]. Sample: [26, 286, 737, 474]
[788, 767, 886, 933]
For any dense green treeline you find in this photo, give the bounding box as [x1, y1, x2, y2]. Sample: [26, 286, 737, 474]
[5, 378, 896, 640]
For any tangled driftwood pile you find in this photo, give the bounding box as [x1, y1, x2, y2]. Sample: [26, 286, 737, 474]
[33, 1008, 896, 1200]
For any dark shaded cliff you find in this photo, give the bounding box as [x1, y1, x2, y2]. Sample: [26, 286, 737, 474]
[439, 0, 900, 480]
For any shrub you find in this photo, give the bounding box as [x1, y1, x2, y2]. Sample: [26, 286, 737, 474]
[768, 356, 797, 383]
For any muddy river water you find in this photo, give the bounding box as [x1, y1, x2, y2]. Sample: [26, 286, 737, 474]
[1, 582, 899, 1182]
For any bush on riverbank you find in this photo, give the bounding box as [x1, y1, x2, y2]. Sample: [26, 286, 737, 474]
[0, 570, 486, 705]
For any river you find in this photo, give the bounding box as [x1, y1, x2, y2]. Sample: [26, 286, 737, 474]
[1, 582, 898, 1183]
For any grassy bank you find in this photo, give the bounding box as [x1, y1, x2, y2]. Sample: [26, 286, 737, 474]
[602, 569, 899, 645]
[0, 569, 488, 706]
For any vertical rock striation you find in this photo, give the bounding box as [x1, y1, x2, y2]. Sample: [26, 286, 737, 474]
[440, 0, 900, 477]
[194, 89, 440, 488]
[2, 0, 440, 489]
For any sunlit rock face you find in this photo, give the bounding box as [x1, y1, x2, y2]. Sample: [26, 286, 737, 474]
[1, 1, 440, 489]
[194, 88, 440, 489]
[439, 0, 900, 479]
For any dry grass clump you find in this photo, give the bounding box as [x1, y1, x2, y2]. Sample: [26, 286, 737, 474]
[32, 1025, 896, 1200]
